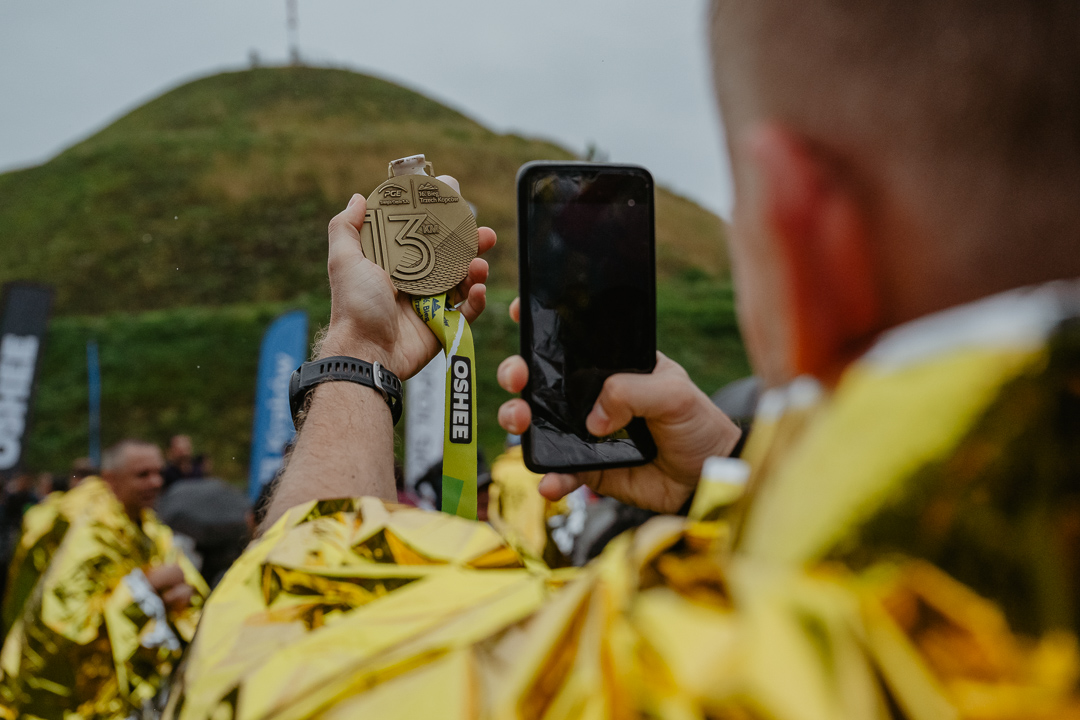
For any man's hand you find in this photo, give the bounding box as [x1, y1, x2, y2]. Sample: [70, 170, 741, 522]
[259, 181, 497, 530]
[319, 177, 496, 379]
[497, 298, 742, 514]
[145, 563, 194, 614]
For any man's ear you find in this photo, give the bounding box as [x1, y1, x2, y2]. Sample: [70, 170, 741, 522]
[747, 125, 883, 383]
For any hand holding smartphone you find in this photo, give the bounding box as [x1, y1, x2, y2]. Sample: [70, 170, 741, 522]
[517, 162, 658, 473]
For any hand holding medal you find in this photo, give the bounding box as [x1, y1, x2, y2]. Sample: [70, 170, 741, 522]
[351, 155, 486, 519]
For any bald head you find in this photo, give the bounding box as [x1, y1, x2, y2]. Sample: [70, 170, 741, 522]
[710, 1, 1080, 290]
[102, 439, 164, 520]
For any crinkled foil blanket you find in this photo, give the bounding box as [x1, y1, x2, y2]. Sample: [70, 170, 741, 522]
[0, 479, 206, 720]
[166, 496, 1080, 720]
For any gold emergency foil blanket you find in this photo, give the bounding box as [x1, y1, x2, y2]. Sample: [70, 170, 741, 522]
[170, 511, 1080, 719]
[166, 497, 556, 720]
[169, 309, 1080, 718]
[0, 479, 207, 720]
[486, 524, 1080, 719]
[487, 445, 573, 567]
[2, 485, 94, 637]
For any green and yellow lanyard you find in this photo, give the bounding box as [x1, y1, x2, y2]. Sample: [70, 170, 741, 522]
[413, 293, 477, 519]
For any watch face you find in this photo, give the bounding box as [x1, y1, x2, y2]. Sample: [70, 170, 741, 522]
[359, 175, 478, 297]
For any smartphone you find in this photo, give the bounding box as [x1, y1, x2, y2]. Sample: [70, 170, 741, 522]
[517, 161, 658, 473]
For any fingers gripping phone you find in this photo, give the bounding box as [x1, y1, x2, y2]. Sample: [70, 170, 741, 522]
[517, 162, 658, 473]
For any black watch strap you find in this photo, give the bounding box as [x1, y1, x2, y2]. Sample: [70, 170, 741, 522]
[289, 356, 403, 426]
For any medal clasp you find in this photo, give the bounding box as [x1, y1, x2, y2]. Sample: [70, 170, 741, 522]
[388, 154, 435, 178]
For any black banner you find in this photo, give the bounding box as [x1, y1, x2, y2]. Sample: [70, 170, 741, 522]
[0, 283, 53, 480]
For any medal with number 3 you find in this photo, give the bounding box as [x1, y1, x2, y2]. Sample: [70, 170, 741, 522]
[359, 157, 478, 297]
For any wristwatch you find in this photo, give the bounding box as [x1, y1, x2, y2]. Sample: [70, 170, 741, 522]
[289, 356, 403, 426]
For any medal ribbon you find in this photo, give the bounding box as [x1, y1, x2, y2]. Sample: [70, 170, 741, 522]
[412, 293, 477, 519]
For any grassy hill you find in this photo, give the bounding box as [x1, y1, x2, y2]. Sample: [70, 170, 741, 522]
[0, 67, 730, 315]
[0, 66, 747, 482]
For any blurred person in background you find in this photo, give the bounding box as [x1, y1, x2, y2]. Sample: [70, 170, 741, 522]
[0, 440, 207, 719]
[156, 437, 249, 588]
[0, 474, 37, 535]
[33, 472, 64, 500]
[0, 473, 38, 600]
[156, 470, 251, 589]
[162, 434, 207, 489]
[0, 458, 98, 631]
[410, 451, 492, 521]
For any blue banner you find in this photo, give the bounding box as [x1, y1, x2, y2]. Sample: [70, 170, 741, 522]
[87, 340, 101, 469]
[248, 310, 308, 502]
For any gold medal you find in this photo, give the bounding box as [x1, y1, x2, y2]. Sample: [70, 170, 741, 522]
[359, 157, 478, 296]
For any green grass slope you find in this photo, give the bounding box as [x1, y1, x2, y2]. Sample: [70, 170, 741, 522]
[0, 67, 730, 315]
[1, 66, 747, 483]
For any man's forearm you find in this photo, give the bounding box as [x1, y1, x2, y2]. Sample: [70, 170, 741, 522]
[261, 380, 396, 530]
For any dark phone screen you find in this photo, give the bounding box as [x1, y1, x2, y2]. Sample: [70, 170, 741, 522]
[521, 165, 656, 469]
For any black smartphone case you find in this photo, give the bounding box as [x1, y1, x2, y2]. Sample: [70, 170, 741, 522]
[516, 161, 658, 474]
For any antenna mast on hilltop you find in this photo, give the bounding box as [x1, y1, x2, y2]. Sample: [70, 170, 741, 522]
[286, 0, 301, 65]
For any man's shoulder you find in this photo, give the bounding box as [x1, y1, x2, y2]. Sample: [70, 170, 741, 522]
[743, 299, 1080, 635]
[58, 477, 115, 512]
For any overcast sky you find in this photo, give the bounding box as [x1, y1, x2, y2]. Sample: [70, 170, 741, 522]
[0, 0, 734, 218]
